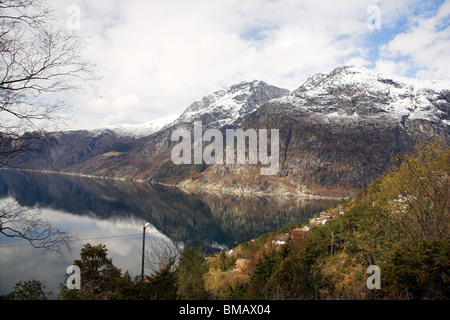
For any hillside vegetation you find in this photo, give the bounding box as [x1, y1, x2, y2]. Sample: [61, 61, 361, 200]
[206, 139, 449, 299]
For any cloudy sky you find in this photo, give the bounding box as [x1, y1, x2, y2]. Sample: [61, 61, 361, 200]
[47, 0, 450, 130]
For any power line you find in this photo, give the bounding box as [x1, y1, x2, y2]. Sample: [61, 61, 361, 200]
[77, 233, 142, 242]
[0, 220, 301, 249]
[0, 232, 143, 248]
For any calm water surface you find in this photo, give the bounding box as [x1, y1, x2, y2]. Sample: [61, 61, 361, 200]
[0, 170, 334, 298]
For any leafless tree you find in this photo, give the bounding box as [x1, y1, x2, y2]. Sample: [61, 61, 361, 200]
[0, 198, 76, 260]
[0, 0, 95, 257]
[0, 0, 95, 168]
[145, 238, 182, 275]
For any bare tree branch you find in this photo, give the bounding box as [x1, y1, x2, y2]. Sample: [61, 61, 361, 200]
[145, 238, 182, 275]
[0, 0, 96, 258]
[0, 198, 76, 260]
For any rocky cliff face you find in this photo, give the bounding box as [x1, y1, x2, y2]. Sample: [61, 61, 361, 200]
[19, 66, 450, 198]
[179, 66, 450, 198]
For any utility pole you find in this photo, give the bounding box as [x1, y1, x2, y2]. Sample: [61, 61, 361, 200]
[142, 222, 150, 281]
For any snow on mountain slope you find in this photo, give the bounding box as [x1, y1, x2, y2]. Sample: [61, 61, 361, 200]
[175, 80, 290, 127]
[85, 66, 449, 140]
[91, 80, 289, 138]
[102, 114, 180, 137]
[274, 65, 450, 126]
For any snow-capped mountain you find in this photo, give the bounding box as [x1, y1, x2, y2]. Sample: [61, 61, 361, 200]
[92, 80, 289, 138]
[273, 65, 450, 127]
[186, 65, 450, 197]
[175, 80, 290, 128]
[101, 114, 180, 138]
[22, 66, 450, 198]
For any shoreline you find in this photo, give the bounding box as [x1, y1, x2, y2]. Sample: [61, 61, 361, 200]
[0, 168, 343, 201]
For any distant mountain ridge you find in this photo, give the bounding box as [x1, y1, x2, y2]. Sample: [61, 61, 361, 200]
[86, 80, 289, 138]
[282, 65, 449, 125]
[19, 66, 450, 198]
[23, 80, 290, 181]
[175, 80, 290, 128]
[100, 114, 180, 138]
[178, 66, 450, 197]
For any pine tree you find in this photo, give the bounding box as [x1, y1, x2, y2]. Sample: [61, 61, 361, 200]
[176, 245, 208, 299]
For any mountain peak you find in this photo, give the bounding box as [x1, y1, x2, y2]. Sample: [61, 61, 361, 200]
[175, 80, 290, 127]
[231, 79, 268, 89]
[332, 64, 372, 74]
[324, 65, 450, 91]
[275, 65, 450, 125]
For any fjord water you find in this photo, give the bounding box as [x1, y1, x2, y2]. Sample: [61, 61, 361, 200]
[0, 170, 334, 297]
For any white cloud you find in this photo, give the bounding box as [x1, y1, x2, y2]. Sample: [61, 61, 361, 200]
[45, 0, 449, 130]
[376, 0, 450, 79]
[373, 59, 411, 76]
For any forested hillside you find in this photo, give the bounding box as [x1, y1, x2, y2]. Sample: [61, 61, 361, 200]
[206, 139, 449, 299]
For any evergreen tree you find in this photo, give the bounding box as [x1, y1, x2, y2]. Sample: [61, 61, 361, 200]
[148, 261, 179, 300]
[177, 245, 208, 299]
[6, 280, 50, 300]
[59, 243, 122, 300]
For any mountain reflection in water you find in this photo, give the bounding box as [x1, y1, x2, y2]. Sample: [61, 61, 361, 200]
[0, 170, 335, 297]
[0, 170, 335, 253]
